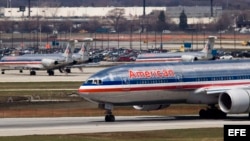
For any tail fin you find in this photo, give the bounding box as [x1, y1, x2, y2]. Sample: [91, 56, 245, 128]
[201, 36, 217, 54]
[78, 41, 90, 56]
[79, 38, 93, 61]
[63, 42, 74, 63]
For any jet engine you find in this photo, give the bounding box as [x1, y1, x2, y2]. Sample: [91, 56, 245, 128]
[41, 58, 58, 68]
[181, 55, 198, 62]
[133, 104, 170, 111]
[218, 89, 250, 114]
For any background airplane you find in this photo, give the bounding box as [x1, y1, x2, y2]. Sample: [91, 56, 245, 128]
[22, 38, 93, 74]
[0, 43, 74, 76]
[79, 59, 250, 122]
[63, 37, 93, 73]
[135, 36, 217, 62]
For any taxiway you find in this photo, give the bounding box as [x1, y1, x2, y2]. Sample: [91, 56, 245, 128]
[0, 115, 250, 136]
[0, 67, 108, 82]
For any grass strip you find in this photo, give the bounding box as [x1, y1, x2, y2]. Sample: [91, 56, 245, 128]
[0, 128, 223, 141]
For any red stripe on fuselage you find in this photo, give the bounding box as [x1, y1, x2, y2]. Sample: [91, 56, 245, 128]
[0, 62, 41, 65]
[136, 58, 181, 62]
[78, 81, 250, 93]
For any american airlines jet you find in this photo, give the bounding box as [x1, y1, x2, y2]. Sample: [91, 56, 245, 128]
[136, 36, 217, 62]
[0, 38, 92, 75]
[64, 38, 93, 72]
[0, 43, 74, 75]
[79, 59, 250, 122]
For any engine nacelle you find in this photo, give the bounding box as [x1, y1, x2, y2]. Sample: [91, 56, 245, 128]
[219, 55, 233, 60]
[218, 89, 250, 114]
[181, 55, 198, 62]
[133, 104, 170, 111]
[41, 58, 58, 68]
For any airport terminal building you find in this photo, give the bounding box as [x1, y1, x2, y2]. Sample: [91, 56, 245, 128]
[0, 6, 222, 24]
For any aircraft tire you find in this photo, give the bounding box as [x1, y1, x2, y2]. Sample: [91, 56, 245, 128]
[30, 71, 36, 75]
[66, 68, 71, 73]
[47, 70, 54, 76]
[105, 114, 115, 122]
[199, 109, 207, 118]
[199, 108, 227, 119]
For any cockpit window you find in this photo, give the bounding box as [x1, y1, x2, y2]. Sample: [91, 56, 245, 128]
[86, 80, 93, 84]
[98, 80, 102, 84]
[86, 79, 102, 85]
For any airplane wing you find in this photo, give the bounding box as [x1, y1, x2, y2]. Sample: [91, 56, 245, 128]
[23, 64, 45, 70]
[69, 62, 100, 68]
[195, 85, 250, 95]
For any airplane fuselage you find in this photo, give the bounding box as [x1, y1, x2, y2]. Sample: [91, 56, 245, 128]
[0, 55, 67, 70]
[78, 59, 250, 106]
[136, 51, 213, 62]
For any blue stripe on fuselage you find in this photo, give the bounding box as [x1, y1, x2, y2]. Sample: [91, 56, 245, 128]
[82, 59, 250, 86]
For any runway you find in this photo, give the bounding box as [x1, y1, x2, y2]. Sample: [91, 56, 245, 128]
[0, 67, 108, 82]
[1, 62, 250, 137]
[0, 115, 250, 136]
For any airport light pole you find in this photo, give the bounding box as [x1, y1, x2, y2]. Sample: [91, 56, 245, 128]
[234, 29, 236, 49]
[160, 32, 163, 51]
[94, 33, 96, 50]
[107, 32, 110, 50]
[139, 31, 142, 51]
[117, 31, 120, 49]
[0, 31, 2, 49]
[11, 22, 13, 49]
[219, 25, 222, 49]
[191, 30, 193, 51]
[154, 31, 157, 49]
[196, 22, 198, 50]
[130, 21, 133, 49]
[101, 33, 103, 50]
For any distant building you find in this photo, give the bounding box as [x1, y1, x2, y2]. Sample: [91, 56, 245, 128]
[166, 6, 222, 24]
[166, 6, 223, 18]
[0, 6, 222, 24]
[1, 7, 166, 18]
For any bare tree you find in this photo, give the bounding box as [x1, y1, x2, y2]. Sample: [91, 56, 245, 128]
[216, 12, 233, 30]
[106, 8, 126, 32]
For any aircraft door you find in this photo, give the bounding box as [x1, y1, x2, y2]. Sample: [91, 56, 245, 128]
[175, 73, 183, 89]
[122, 77, 130, 91]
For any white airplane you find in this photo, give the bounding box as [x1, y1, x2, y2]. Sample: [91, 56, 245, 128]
[64, 38, 93, 73]
[79, 59, 250, 122]
[0, 43, 74, 76]
[136, 36, 217, 62]
[0, 38, 93, 75]
[25, 38, 93, 74]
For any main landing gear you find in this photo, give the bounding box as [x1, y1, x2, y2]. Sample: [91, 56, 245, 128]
[99, 103, 115, 122]
[47, 70, 54, 76]
[199, 104, 227, 119]
[105, 109, 115, 122]
[30, 70, 36, 75]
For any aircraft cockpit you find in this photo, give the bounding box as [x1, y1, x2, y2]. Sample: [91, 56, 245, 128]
[85, 79, 102, 85]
